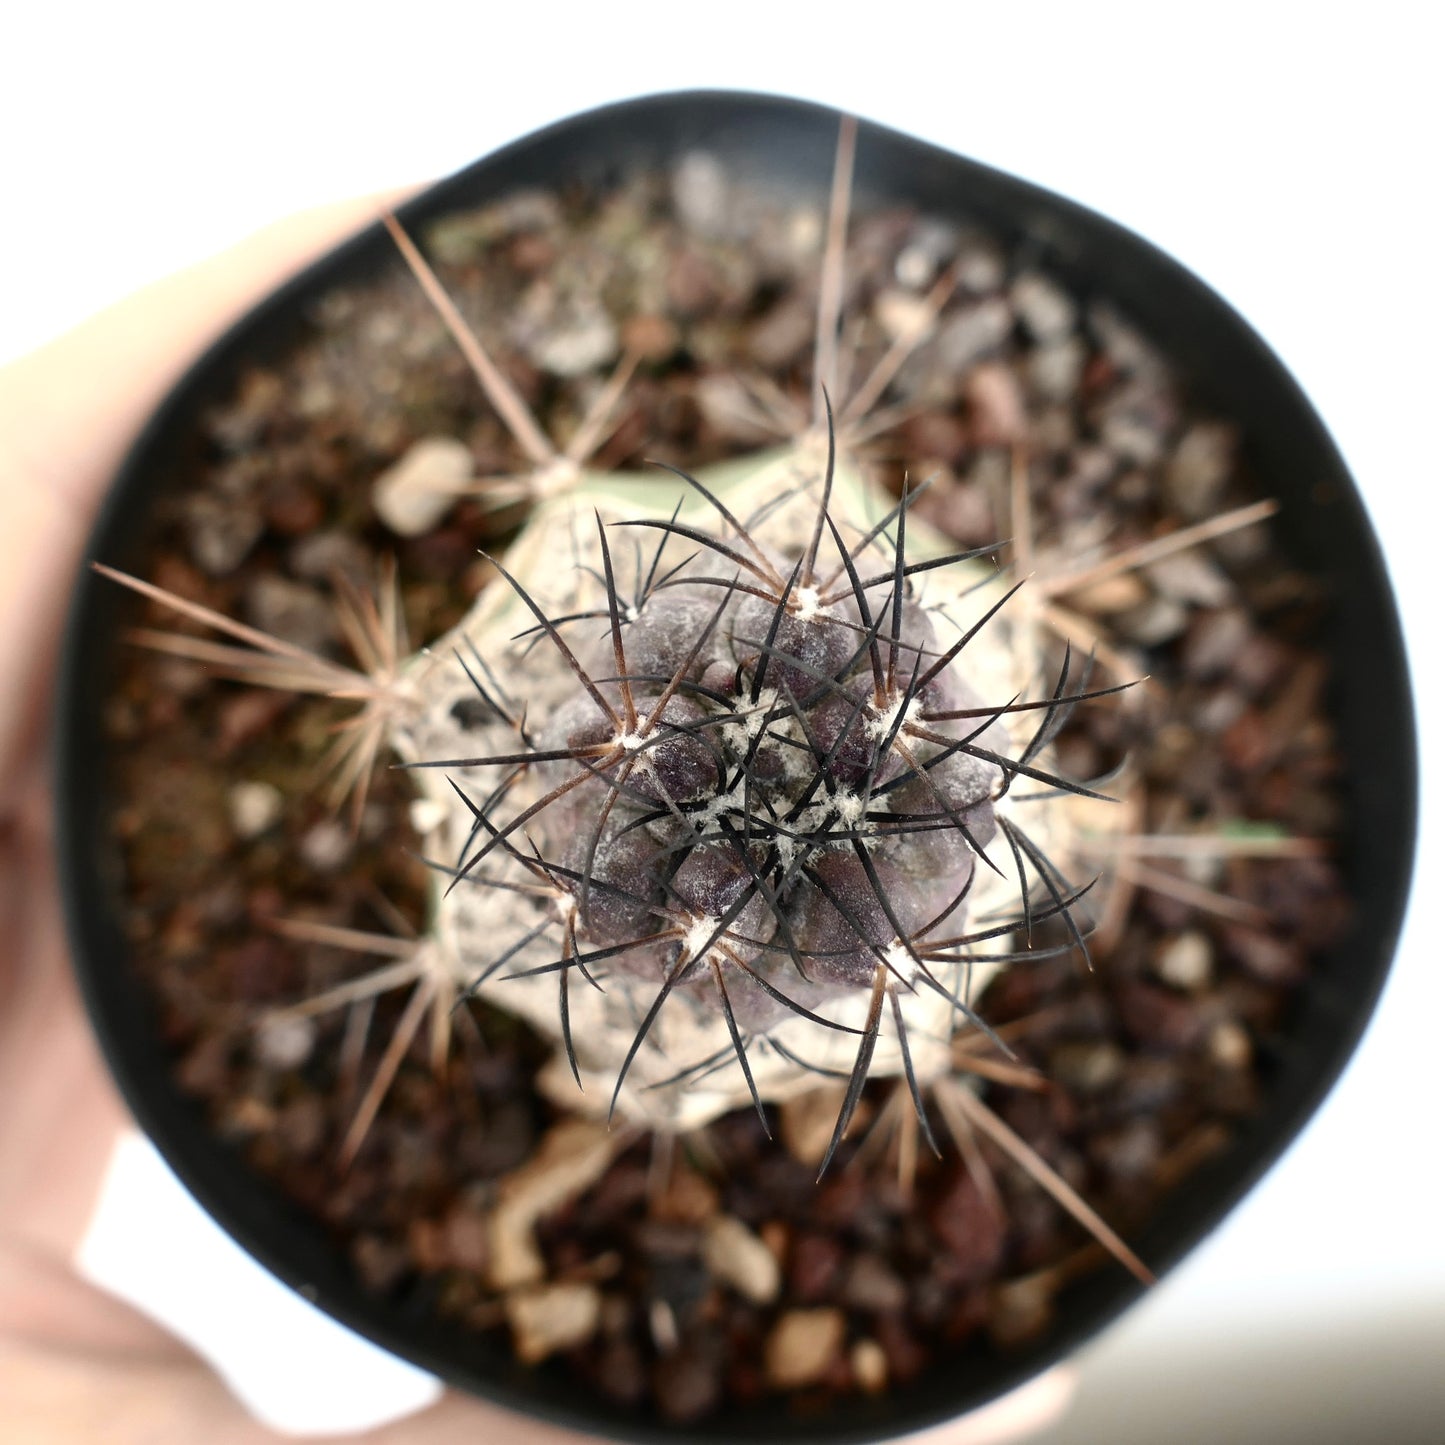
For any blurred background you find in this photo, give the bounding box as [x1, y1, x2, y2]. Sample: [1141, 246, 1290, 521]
[4, 4, 1439, 1440]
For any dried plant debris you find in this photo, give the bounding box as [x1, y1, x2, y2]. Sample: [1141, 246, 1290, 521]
[98, 121, 1346, 1425]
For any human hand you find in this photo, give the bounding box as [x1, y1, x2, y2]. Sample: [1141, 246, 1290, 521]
[0, 198, 1073, 1444]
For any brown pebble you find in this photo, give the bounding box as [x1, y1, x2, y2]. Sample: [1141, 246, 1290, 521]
[1222, 925, 1307, 985]
[621, 312, 679, 362]
[874, 1311, 929, 1385]
[649, 1165, 720, 1226]
[842, 1253, 908, 1313]
[265, 484, 325, 536]
[965, 362, 1028, 447]
[788, 1232, 842, 1301]
[928, 1169, 1006, 1285]
[990, 1275, 1056, 1348]
[654, 1340, 723, 1422]
[1117, 980, 1207, 1051]
[217, 691, 292, 754]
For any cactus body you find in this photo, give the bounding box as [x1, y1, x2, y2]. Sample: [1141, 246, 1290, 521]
[399, 447, 1093, 1134]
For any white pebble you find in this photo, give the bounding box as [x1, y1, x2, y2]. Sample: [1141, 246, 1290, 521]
[228, 781, 283, 840]
[1011, 272, 1077, 341]
[851, 1338, 889, 1394]
[765, 1308, 846, 1390]
[299, 820, 352, 872]
[703, 1215, 781, 1305]
[254, 1014, 316, 1071]
[505, 1282, 601, 1364]
[372, 435, 474, 538]
[1155, 930, 1214, 991]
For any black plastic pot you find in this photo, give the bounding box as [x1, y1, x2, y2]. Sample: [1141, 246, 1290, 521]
[55, 91, 1415, 1443]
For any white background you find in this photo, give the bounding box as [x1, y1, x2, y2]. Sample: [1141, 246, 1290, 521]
[6, 5, 1441, 1441]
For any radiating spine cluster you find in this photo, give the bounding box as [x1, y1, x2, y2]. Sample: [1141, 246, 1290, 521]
[396, 417, 1125, 1165]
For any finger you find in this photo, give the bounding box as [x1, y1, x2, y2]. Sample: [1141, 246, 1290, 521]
[908, 1367, 1077, 1444]
[0, 793, 128, 1260]
[0, 186, 417, 803]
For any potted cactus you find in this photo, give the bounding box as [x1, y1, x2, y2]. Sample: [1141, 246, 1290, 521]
[57, 93, 1413, 1439]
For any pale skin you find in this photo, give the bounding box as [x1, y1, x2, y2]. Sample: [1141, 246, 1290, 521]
[0, 195, 1073, 1444]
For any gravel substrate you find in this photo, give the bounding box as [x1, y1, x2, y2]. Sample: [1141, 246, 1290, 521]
[98, 148, 1348, 1426]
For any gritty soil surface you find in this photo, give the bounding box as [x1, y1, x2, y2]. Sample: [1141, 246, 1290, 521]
[97, 150, 1349, 1426]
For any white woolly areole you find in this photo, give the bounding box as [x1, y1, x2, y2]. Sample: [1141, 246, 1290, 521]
[864, 691, 921, 742]
[793, 586, 823, 622]
[682, 915, 722, 963]
[883, 938, 922, 988]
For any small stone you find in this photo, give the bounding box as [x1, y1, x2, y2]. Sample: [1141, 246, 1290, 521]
[621, 312, 679, 362]
[298, 820, 352, 873]
[1089, 302, 1167, 378]
[1090, 1118, 1161, 1182]
[928, 1169, 1007, 1284]
[1117, 981, 1207, 1051]
[850, 1338, 889, 1395]
[372, 436, 474, 538]
[650, 1166, 719, 1226]
[1209, 1019, 1253, 1070]
[1183, 607, 1253, 680]
[228, 780, 283, 839]
[434, 1205, 490, 1273]
[1145, 550, 1233, 607]
[764, 1308, 847, 1390]
[1222, 926, 1306, 986]
[1027, 336, 1087, 401]
[252, 1013, 315, 1071]
[874, 1317, 930, 1389]
[964, 362, 1027, 447]
[1063, 571, 1150, 616]
[1154, 930, 1214, 991]
[288, 529, 374, 586]
[488, 1119, 617, 1289]
[531, 309, 619, 378]
[653, 1341, 722, 1423]
[264, 483, 324, 536]
[936, 298, 1012, 370]
[841, 1253, 907, 1313]
[788, 1232, 842, 1301]
[1115, 594, 1189, 645]
[1166, 422, 1237, 520]
[1011, 272, 1077, 341]
[874, 287, 937, 344]
[953, 232, 1008, 294]
[672, 152, 730, 236]
[989, 1275, 1055, 1348]
[1049, 1039, 1126, 1094]
[505, 1282, 601, 1364]
[702, 1215, 781, 1305]
[245, 575, 337, 653]
[894, 219, 958, 289]
[184, 494, 264, 576]
[749, 296, 814, 367]
[1101, 407, 1169, 467]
